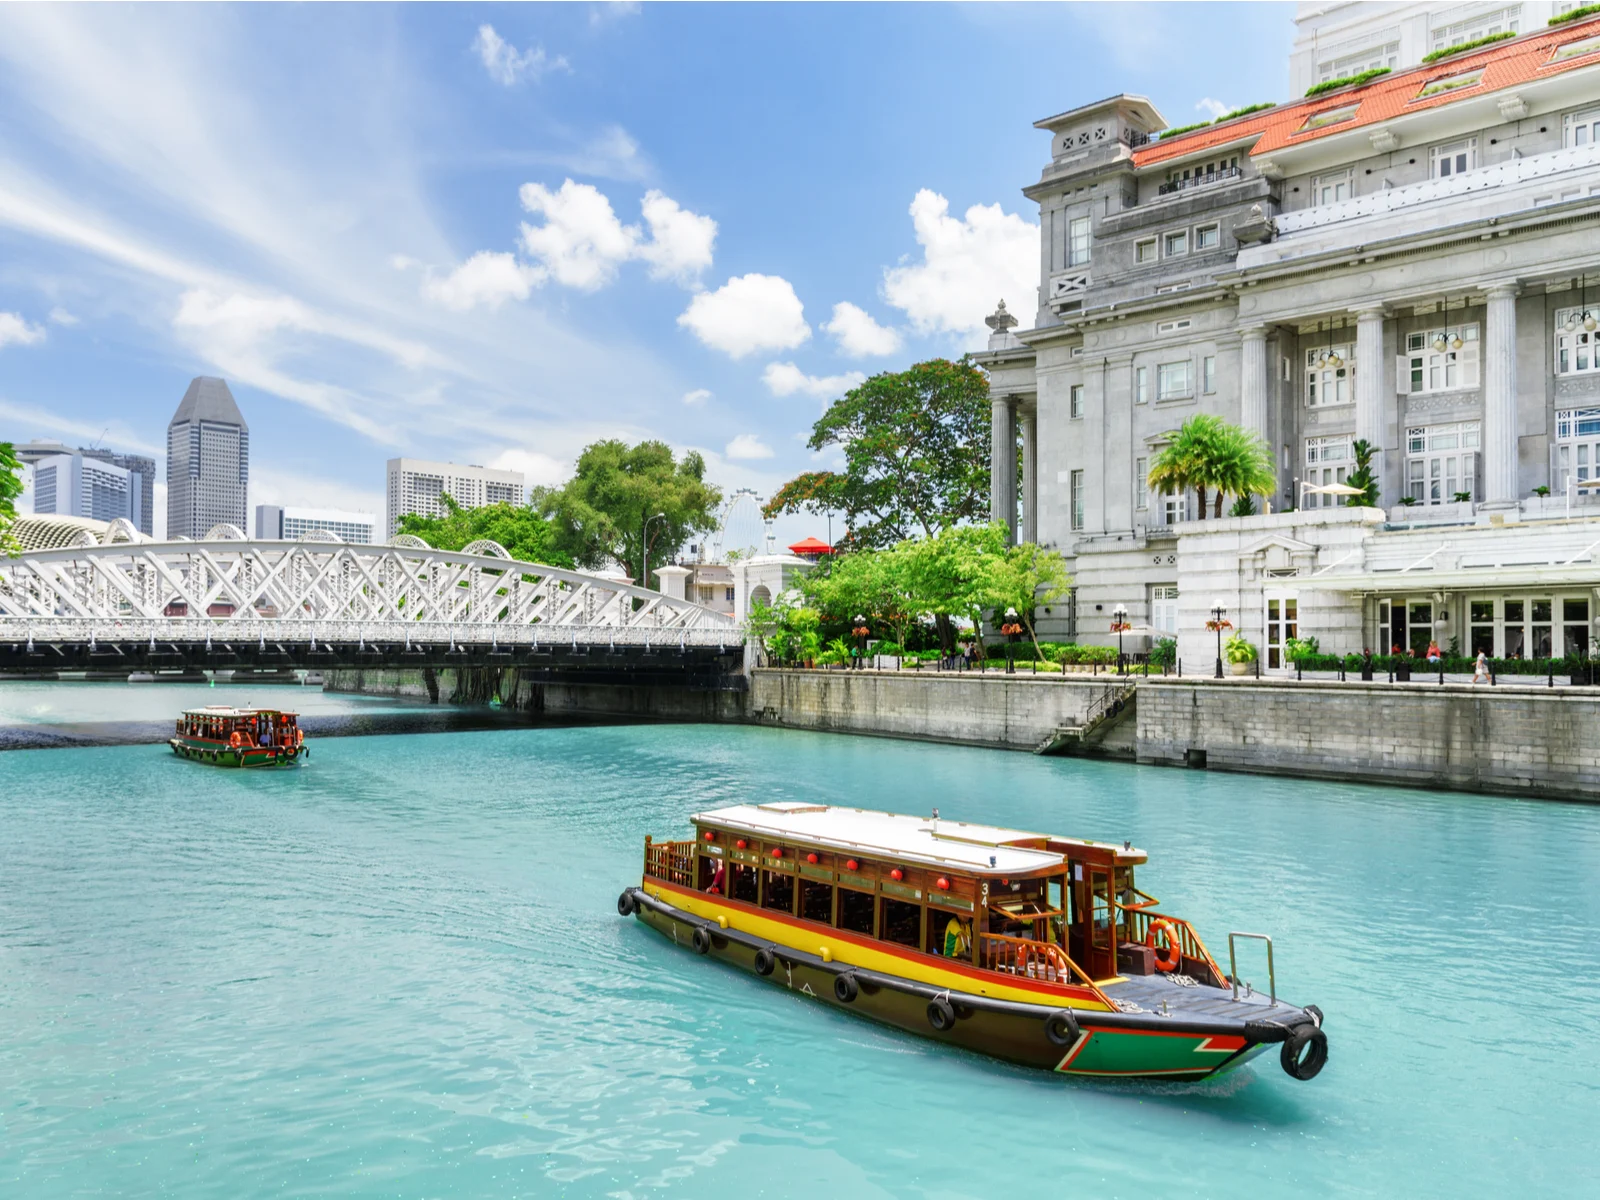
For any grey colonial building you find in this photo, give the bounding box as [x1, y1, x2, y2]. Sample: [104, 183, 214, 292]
[974, 12, 1600, 670]
[166, 376, 249, 540]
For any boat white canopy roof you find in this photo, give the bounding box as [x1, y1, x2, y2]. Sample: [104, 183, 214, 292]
[181, 706, 294, 717]
[693, 802, 1142, 876]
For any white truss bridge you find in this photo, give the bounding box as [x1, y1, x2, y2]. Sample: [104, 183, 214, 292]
[0, 531, 738, 649]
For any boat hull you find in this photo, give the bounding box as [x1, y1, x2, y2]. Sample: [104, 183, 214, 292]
[169, 737, 304, 768]
[627, 883, 1284, 1081]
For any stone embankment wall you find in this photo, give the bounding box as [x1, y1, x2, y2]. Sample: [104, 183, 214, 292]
[748, 669, 1117, 751]
[1137, 678, 1600, 802]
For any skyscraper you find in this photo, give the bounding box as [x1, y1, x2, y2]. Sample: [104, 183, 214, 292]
[14, 440, 155, 534]
[385, 458, 525, 539]
[167, 377, 248, 539]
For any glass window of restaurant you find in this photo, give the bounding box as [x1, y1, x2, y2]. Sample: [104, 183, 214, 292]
[1554, 407, 1600, 494]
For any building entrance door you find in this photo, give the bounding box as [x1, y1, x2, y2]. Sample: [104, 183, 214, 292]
[1263, 592, 1298, 670]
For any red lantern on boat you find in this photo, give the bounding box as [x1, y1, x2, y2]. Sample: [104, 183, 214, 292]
[736, 839, 747, 850]
[703, 831, 715, 842]
[807, 852, 819, 864]
[771, 848, 783, 859]
[846, 859, 859, 871]
[890, 868, 904, 881]
[936, 877, 950, 890]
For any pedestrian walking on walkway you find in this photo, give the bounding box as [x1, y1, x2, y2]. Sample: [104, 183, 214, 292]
[1473, 650, 1491, 684]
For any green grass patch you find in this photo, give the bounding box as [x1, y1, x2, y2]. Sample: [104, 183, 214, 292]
[1304, 67, 1390, 97]
[1551, 3, 1600, 25]
[1421, 30, 1516, 63]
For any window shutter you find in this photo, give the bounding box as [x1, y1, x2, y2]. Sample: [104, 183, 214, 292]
[1395, 355, 1412, 394]
[1464, 343, 1481, 389]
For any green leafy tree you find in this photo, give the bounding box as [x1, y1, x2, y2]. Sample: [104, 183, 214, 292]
[1147, 415, 1219, 520]
[1207, 423, 1278, 516]
[397, 495, 573, 567]
[535, 440, 721, 587]
[0, 442, 24, 556]
[897, 522, 1016, 652]
[764, 358, 991, 548]
[1148, 414, 1276, 519]
[801, 543, 917, 649]
[987, 539, 1074, 662]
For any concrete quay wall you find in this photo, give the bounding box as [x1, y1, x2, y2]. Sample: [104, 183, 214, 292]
[1136, 678, 1600, 802]
[747, 668, 1113, 751]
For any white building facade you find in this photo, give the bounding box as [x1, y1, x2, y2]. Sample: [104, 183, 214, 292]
[384, 458, 526, 538]
[254, 505, 376, 543]
[974, 13, 1600, 670]
[27, 452, 142, 528]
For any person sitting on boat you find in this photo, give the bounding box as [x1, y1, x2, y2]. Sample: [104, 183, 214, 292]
[260, 725, 272, 747]
[705, 862, 725, 896]
[942, 915, 971, 958]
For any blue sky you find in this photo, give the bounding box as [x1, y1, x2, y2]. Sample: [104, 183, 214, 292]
[0, 2, 1293, 542]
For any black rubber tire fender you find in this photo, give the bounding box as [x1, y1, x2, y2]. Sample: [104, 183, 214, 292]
[691, 925, 713, 955]
[1280, 1023, 1329, 1081]
[753, 947, 775, 976]
[1044, 1010, 1081, 1048]
[833, 973, 859, 1004]
[616, 891, 636, 917]
[926, 997, 956, 1032]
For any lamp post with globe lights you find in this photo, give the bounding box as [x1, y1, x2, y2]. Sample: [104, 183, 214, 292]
[1207, 599, 1232, 679]
[1111, 604, 1130, 675]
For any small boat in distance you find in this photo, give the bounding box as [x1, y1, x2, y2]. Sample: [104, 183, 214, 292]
[620, 802, 1327, 1083]
[170, 706, 306, 768]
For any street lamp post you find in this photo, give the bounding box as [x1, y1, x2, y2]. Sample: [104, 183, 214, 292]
[1112, 603, 1129, 675]
[1209, 598, 1229, 679]
[852, 614, 869, 670]
[641, 511, 667, 589]
[1003, 607, 1020, 674]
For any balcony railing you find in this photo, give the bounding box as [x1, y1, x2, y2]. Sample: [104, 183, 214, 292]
[1156, 165, 1243, 196]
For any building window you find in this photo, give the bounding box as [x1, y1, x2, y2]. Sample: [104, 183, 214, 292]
[1417, 69, 1485, 100]
[1135, 366, 1149, 404]
[1430, 138, 1477, 179]
[1556, 308, 1600, 375]
[1070, 383, 1084, 419]
[1310, 171, 1352, 206]
[1135, 238, 1157, 264]
[1299, 105, 1358, 133]
[1430, 5, 1520, 52]
[1306, 345, 1355, 407]
[1305, 436, 1352, 507]
[1163, 230, 1188, 257]
[1553, 37, 1600, 67]
[1405, 422, 1481, 505]
[1151, 585, 1179, 634]
[1070, 470, 1085, 531]
[1157, 360, 1192, 401]
[1067, 216, 1091, 267]
[1194, 225, 1219, 251]
[1203, 355, 1216, 394]
[1318, 39, 1400, 83]
[1135, 457, 1149, 510]
[1157, 318, 1192, 334]
[1161, 487, 1189, 526]
[1555, 407, 1600, 494]
[1405, 325, 1480, 393]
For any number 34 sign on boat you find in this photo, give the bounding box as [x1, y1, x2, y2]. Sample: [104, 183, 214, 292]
[619, 802, 1328, 1083]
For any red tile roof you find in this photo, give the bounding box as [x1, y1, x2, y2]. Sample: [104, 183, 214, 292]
[1133, 16, 1600, 169]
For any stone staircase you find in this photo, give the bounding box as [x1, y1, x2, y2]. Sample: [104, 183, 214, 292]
[1035, 683, 1137, 758]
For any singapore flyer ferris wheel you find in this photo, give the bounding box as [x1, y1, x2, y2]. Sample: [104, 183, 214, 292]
[712, 488, 771, 561]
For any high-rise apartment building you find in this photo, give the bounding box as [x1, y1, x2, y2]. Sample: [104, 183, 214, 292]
[15, 440, 155, 533]
[167, 377, 248, 540]
[254, 504, 376, 543]
[385, 458, 525, 538]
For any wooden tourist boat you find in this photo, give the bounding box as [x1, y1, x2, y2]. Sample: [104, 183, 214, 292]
[619, 803, 1327, 1082]
[169, 706, 306, 768]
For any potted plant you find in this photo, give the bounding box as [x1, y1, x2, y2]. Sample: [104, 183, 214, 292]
[1224, 633, 1257, 675]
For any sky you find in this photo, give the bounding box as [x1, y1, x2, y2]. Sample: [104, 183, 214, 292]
[0, 1, 1294, 544]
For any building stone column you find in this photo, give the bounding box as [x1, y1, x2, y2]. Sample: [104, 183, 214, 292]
[1240, 327, 1269, 442]
[1483, 283, 1519, 505]
[1019, 404, 1037, 544]
[990, 396, 1017, 543]
[1353, 305, 1386, 451]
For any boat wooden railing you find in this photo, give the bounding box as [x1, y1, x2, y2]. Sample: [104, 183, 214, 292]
[978, 932, 1110, 1004]
[643, 838, 694, 888]
[1117, 901, 1226, 986]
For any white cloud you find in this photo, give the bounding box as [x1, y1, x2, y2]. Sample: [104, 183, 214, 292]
[725, 434, 774, 460]
[48, 306, 79, 326]
[421, 251, 544, 311]
[761, 361, 865, 400]
[590, 2, 641, 27]
[0, 311, 46, 347]
[474, 24, 569, 87]
[881, 189, 1038, 339]
[0, 396, 160, 455]
[514, 179, 715, 293]
[1196, 97, 1229, 120]
[488, 447, 568, 487]
[823, 301, 901, 358]
[678, 273, 809, 359]
[682, 388, 712, 406]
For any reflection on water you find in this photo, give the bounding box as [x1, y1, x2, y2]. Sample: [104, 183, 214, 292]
[1, 708, 1597, 1198]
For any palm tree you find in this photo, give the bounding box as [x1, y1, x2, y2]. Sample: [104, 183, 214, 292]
[1208, 424, 1278, 516]
[1147, 414, 1225, 520]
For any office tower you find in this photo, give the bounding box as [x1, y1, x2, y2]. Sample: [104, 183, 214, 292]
[14, 441, 156, 535]
[254, 504, 376, 544]
[385, 457, 525, 538]
[167, 376, 248, 539]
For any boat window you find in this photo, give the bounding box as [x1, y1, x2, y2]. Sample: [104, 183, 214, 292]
[926, 907, 972, 957]
[761, 871, 794, 913]
[879, 897, 920, 947]
[696, 853, 723, 893]
[730, 863, 758, 904]
[837, 888, 874, 934]
[799, 880, 833, 924]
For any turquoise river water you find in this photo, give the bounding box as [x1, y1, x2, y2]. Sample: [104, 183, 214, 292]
[2, 687, 1598, 1198]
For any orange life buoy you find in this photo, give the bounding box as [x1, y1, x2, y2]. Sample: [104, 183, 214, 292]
[229, 731, 242, 749]
[1147, 918, 1182, 973]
